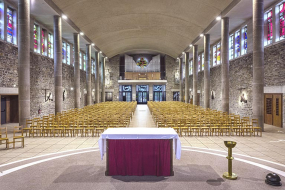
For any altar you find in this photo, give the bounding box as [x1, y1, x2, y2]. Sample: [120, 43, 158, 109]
[99, 128, 181, 176]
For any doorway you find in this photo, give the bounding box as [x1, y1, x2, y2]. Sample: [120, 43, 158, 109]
[173, 91, 179, 101]
[119, 85, 132, 102]
[105, 92, 113, 101]
[264, 93, 282, 127]
[1, 97, 6, 124]
[153, 85, 166, 102]
[136, 85, 149, 104]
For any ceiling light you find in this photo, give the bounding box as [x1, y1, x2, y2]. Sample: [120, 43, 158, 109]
[99, 51, 102, 54]
[182, 52, 185, 54]
[216, 16, 221, 21]
[189, 44, 193, 47]
[62, 14, 67, 20]
[177, 57, 179, 59]
[80, 32, 84, 36]
[91, 43, 95, 46]
[200, 33, 204, 37]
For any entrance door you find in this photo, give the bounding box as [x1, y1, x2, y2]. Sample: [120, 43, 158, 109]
[105, 92, 113, 101]
[264, 94, 282, 127]
[1, 97, 6, 124]
[137, 91, 148, 104]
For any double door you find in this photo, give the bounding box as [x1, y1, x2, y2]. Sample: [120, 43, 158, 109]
[137, 91, 148, 104]
[264, 94, 282, 127]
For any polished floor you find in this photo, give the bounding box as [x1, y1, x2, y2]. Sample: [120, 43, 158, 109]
[1, 105, 285, 189]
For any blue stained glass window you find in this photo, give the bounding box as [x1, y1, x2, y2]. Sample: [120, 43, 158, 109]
[80, 52, 82, 69]
[201, 53, 204, 71]
[198, 54, 201, 71]
[67, 43, 70, 65]
[48, 33, 53, 58]
[189, 60, 193, 75]
[83, 54, 86, 71]
[235, 30, 241, 57]
[7, 8, 13, 43]
[213, 45, 217, 66]
[242, 25, 247, 55]
[229, 34, 234, 60]
[62, 42, 66, 63]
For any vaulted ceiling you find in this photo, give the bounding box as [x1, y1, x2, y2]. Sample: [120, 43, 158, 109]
[51, 0, 233, 58]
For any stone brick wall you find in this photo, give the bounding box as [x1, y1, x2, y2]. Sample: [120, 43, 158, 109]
[165, 55, 180, 101]
[105, 55, 120, 101]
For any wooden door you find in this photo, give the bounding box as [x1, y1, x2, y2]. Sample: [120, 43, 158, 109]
[273, 94, 282, 127]
[264, 94, 273, 125]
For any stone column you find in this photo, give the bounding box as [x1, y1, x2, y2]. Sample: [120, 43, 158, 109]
[221, 17, 229, 113]
[253, 0, 264, 131]
[95, 52, 100, 103]
[193, 45, 198, 106]
[204, 34, 210, 108]
[86, 44, 92, 105]
[73, 33, 80, 108]
[184, 53, 189, 103]
[179, 58, 183, 102]
[18, 0, 30, 126]
[101, 57, 106, 102]
[53, 16, 62, 114]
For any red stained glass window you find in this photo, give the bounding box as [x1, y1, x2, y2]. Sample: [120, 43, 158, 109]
[7, 8, 13, 43]
[266, 10, 273, 44]
[280, 3, 285, 39]
[34, 25, 38, 52]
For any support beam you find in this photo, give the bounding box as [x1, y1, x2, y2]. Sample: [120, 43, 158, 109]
[86, 44, 92, 105]
[53, 15, 62, 114]
[73, 33, 80, 108]
[95, 52, 100, 103]
[184, 53, 189, 103]
[221, 17, 229, 113]
[253, 0, 264, 131]
[204, 34, 210, 108]
[179, 58, 183, 102]
[193, 45, 198, 106]
[101, 57, 106, 102]
[18, 0, 30, 126]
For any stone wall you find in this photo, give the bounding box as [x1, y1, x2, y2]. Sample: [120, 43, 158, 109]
[105, 55, 120, 101]
[165, 55, 180, 101]
[0, 40, 93, 119]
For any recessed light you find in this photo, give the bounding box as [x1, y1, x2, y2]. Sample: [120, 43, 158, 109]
[189, 44, 193, 47]
[216, 16, 221, 21]
[91, 43, 95, 46]
[80, 32, 84, 36]
[62, 14, 67, 19]
[177, 58, 179, 59]
[182, 52, 185, 54]
[99, 51, 102, 53]
[200, 33, 204, 37]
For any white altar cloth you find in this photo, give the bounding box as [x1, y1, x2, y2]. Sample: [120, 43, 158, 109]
[99, 128, 181, 160]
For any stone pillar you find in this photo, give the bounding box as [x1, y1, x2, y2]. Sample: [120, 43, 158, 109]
[179, 58, 183, 102]
[204, 34, 210, 108]
[86, 44, 92, 105]
[73, 33, 80, 108]
[253, 0, 264, 131]
[53, 16, 62, 114]
[184, 53, 189, 103]
[221, 17, 229, 113]
[18, 0, 30, 126]
[193, 45, 198, 106]
[101, 57, 106, 102]
[95, 52, 100, 103]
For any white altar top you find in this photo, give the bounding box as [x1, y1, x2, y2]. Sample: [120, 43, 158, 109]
[99, 128, 181, 160]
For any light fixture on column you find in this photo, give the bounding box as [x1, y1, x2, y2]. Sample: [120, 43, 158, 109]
[216, 16, 221, 21]
[91, 43, 95, 46]
[99, 51, 102, 54]
[189, 44, 193, 47]
[80, 32, 84, 36]
[62, 14, 67, 20]
[182, 52, 185, 54]
[200, 33, 204, 37]
[177, 57, 179, 60]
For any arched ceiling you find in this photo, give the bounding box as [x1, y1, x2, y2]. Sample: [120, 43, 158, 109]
[51, 0, 233, 58]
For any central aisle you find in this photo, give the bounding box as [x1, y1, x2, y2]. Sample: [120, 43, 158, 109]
[128, 105, 156, 128]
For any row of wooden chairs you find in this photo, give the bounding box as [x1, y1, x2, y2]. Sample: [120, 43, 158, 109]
[0, 127, 24, 149]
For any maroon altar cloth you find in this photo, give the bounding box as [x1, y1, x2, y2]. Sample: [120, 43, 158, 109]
[107, 139, 171, 176]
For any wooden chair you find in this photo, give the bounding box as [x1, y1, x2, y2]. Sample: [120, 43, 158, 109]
[252, 119, 262, 137]
[13, 127, 24, 148]
[0, 127, 10, 149]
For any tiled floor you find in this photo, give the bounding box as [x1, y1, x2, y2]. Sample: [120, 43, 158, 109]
[1, 105, 285, 165]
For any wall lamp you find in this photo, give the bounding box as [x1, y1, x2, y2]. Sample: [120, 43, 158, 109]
[45, 89, 53, 102]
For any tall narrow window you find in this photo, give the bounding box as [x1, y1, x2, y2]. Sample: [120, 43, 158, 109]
[265, 9, 273, 45]
[34, 24, 39, 53]
[62, 42, 66, 63]
[217, 42, 221, 65]
[83, 54, 86, 71]
[279, 2, 285, 40]
[213, 45, 217, 66]
[48, 33, 53, 58]
[235, 30, 240, 57]
[198, 54, 201, 71]
[7, 7, 13, 43]
[66, 43, 70, 65]
[92, 59, 95, 74]
[189, 60, 193, 75]
[79, 52, 82, 69]
[242, 25, 247, 55]
[201, 53, 204, 71]
[41, 29, 45, 55]
[229, 34, 234, 60]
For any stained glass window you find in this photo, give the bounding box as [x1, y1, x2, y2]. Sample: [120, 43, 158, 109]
[213, 45, 217, 66]
[62, 42, 66, 63]
[83, 54, 86, 71]
[92, 59, 95, 74]
[7, 8, 13, 43]
[242, 25, 247, 55]
[266, 9, 273, 45]
[279, 2, 285, 40]
[198, 54, 201, 71]
[235, 30, 240, 57]
[229, 34, 234, 60]
[79, 52, 82, 69]
[201, 53, 204, 71]
[34, 24, 38, 52]
[48, 33, 53, 58]
[189, 60, 193, 75]
[66, 43, 70, 65]
[41, 29, 45, 55]
[217, 42, 221, 65]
